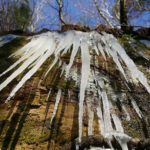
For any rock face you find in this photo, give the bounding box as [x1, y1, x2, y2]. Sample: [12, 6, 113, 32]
[0, 32, 149, 149]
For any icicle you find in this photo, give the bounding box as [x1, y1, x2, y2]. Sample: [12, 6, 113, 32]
[101, 90, 113, 134]
[106, 47, 128, 81]
[122, 105, 131, 121]
[0, 53, 42, 92]
[78, 41, 91, 143]
[131, 99, 143, 118]
[0, 31, 150, 150]
[50, 89, 62, 126]
[138, 51, 149, 61]
[105, 33, 150, 93]
[98, 80, 114, 148]
[118, 94, 131, 121]
[93, 45, 99, 55]
[6, 43, 56, 101]
[65, 37, 80, 77]
[112, 113, 124, 132]
[110, 109, 130, 150]
[55, 31, 75, 56]
[44, 57, 58, 78]
[97, 43, 106, 60]
[100, 34, 111, 57]
[58, 59, 62, 67]
[45, 88, 51, 102]
[0, 34, 55, 92]
[68, 90, 71, 101]
[110, 95, 130, 150]
[60, 63, 66, 77]
[0, 38, 45, 77]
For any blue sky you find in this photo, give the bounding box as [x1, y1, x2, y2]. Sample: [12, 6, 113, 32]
[35, 0, 150, 31]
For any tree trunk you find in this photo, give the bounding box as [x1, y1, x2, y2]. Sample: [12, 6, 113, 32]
[120, 0, 128, 32]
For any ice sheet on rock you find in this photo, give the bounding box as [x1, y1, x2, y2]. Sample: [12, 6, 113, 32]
[50, 89, 62, 125]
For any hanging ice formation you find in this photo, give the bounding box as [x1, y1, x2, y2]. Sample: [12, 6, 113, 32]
[0, 30, 150, 149]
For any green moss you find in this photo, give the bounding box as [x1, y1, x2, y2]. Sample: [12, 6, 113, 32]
[123, 114, 143, 139]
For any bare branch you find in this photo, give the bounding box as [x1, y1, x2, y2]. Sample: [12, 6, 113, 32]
[92, 0, 113, 28]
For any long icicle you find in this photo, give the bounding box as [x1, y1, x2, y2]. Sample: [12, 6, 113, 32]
[78, 41, 90, 143]
[65, 38, 80, 77]
[0, 35, 55, 92]
[6, 44, 55, 101]
[105, 33, 150, 93]
[50, 89, 62, 126]
[131, 99, 143, 118]
[45, 88, 52, 102]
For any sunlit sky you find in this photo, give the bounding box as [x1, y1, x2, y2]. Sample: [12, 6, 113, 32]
[34, 0, 150, 31]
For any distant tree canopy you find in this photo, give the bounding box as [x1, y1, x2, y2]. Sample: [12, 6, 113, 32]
[0, 0, 32, 32]
[14, 0, 32, 31]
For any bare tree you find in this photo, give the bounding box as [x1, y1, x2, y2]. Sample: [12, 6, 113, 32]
[93, 0, 113, 28]
[120, 0, 128, 31]
[46, 0, 66, 27]
[56, 0, 66, 25]
[0, 0, 32, 32]
[0, 0, 16, 31]
[113, 0, 149, 31]
[29, 0, 46, 32]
